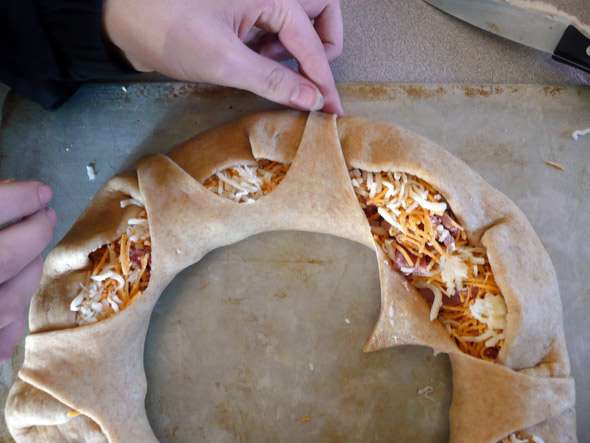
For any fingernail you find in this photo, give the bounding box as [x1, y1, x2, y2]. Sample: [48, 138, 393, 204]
[45, 207, 57, 228]
[38, 185, 52, 205]
[290, 84, 324, 111]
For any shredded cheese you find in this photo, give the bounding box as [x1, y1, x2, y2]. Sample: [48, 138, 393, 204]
[500, 433, 545, 443]
[350, 169, 507, 362]
[70, 202, 151, 325]
[201, 159, 289, 203]
[544, 160, 565, 171]
[572, 127, 590, 141]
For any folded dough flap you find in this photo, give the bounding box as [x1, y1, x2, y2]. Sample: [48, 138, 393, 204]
[137, 112, 374, 280]
[15, 291, 158, 443]
[166, 110, 307, 181]
[448, 353, 576, 443]
[5, 379, 107, 443]
[482, 219, 565, 370]
[29, 171, 144, 334]
[364, 247, 459, 355]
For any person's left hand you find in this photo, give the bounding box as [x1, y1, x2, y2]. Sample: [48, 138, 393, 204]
[0, 181, 56, 365]
[103, 0, 344, 115]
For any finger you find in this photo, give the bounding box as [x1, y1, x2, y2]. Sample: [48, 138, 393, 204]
[0, 181, 53, 226]
[0, 314, 26, 365]
[0, 208, 56, 283]
[311, 1, 343, 62]
[255, 0, 343, 115]
[0, 256, 43, 330]
[224, 41, 325, 112]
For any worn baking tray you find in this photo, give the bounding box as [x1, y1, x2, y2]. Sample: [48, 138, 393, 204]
[1, 83, 588, 441]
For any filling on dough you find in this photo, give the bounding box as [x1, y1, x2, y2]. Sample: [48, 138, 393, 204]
[70, 199, 151, 325]
[350, 169, 507, 362]
[69, 160, 288, 326]
[499, 433, 544, 443]
[201, 159, 289, 203]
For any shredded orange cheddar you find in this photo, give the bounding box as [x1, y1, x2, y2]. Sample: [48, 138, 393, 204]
[350, 169, 506, 362]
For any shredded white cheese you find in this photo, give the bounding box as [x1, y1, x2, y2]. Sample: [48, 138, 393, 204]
[440, 255, 468, 295]
[202, 162, 287, 203]
[470, 293, 507, 330]
[413, 280, 443, 321]
[464, 293, 508, 347]
[120, 198, 144, 208]
[572, 127, 590, 140]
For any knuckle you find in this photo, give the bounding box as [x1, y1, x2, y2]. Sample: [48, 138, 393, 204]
[262, 67, 287, 95]
[205, 45, 235, 83]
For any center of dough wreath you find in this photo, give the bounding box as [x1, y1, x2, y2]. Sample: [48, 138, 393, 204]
[5, 112, 576, 442]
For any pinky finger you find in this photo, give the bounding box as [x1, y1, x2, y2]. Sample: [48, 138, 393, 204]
[0, 314, 26, 365]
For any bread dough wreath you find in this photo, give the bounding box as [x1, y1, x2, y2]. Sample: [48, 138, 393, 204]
[5, 112, 576, 442]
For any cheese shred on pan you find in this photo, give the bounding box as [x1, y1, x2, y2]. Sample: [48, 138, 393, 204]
[70, 199, 151, 325]
[350, 169, 508, 362]
[501, 433, 545, 443]
[201, 159, 289, 203]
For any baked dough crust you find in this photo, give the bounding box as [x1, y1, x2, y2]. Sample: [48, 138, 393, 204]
[5, 112, 575, 442]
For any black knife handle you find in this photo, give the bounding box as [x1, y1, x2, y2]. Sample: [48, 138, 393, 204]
[552, 25, 590, 74]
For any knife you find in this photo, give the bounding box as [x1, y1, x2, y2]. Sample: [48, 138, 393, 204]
[423, 0, 590, 74]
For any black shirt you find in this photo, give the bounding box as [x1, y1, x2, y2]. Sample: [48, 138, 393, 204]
[0, 0, 137, 110]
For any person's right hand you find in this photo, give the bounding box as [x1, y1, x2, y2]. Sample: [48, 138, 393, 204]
[103, 0, 344, 115]
[0, 181, 56, 365]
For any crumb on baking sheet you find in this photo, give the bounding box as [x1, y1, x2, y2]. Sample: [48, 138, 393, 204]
[86, 161, 96, 181]
[544, 160, 565, 171]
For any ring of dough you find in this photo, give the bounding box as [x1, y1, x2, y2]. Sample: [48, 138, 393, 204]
[5, 112, 576, 442]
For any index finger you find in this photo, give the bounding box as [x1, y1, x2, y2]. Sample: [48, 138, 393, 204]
[0, 181, 53, 226]
[256, 0, 343, 115]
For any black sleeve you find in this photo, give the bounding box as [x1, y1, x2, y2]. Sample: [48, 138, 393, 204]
[0, 0, 138, 110]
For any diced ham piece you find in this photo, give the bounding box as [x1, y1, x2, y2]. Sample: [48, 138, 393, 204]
[418, 288, 435, 305]
[392, 248, 430, 276]
[363, 204, 378, 218]
[442, 232, 455, 247]
[129, 247, 150, 267]
[418, 288, 463, 307]
[443, 291, 463, 306]
[461, 286, 480, 301]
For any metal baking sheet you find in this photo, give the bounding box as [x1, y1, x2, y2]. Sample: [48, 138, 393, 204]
[1, 83, 589, 441]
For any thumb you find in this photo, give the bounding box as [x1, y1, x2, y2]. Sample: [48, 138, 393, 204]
[223, 41, 325, 112]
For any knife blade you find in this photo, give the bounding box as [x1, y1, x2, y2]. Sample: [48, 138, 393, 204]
[423, 0, 590, 74]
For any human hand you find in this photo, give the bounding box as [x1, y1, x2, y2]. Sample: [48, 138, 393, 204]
[0, 181, 56, 365]
[103, 0, 344, 115]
